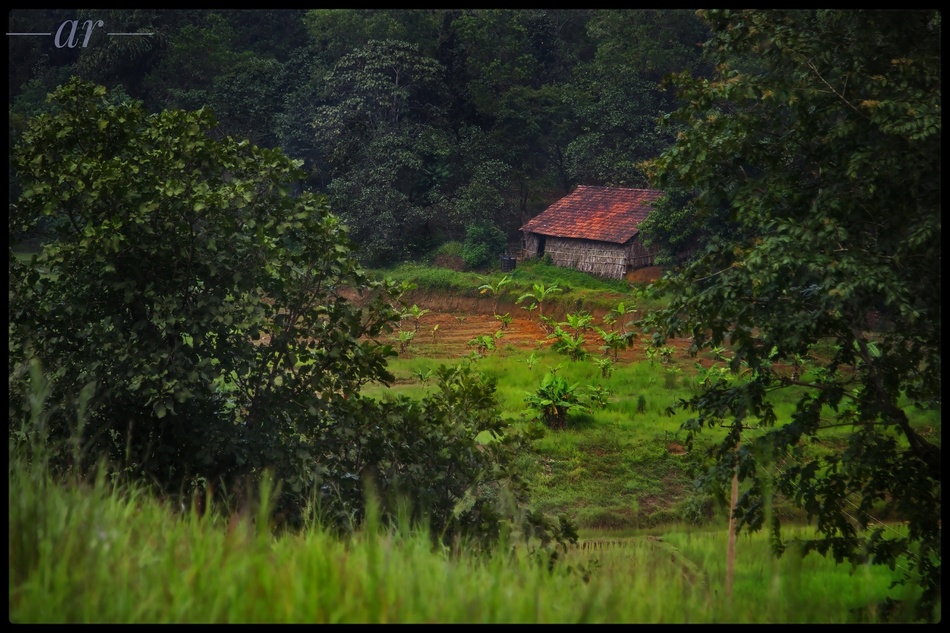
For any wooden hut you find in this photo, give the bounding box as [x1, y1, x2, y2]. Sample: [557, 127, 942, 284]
[520, 185, 664, 279]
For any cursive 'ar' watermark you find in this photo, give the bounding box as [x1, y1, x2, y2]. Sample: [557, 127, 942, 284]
[7, 19, 153, 49]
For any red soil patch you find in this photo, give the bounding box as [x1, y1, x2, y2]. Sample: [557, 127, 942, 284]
[624, 266, 665, 284]
[392, 294, 697, 364]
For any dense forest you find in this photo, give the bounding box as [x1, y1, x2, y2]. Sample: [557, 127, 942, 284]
[8, 9, 711, 265]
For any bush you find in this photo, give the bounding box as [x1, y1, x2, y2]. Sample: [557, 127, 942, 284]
[430, 241, 465, 271]
[313, 362, 565, 547]
[462, 222, 507, 270]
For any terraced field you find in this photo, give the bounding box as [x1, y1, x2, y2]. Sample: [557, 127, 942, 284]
[389, 295, 698, 365]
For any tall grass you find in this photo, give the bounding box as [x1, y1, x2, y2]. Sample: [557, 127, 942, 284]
[10, 448, 926, 623]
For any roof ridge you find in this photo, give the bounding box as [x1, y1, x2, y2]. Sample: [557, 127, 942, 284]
[574, 184, 661, 193]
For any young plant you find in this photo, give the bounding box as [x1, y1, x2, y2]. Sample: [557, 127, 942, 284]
[548, 324, 588, 362]
[395, 329, 416, 355]
[494, 312, 514, 330]
[603, 301, 637, 337]
[644, 342, 676, 366]
[524, 370, 589, 430]
[413, 368, 434, 386]
[594, 357, 614, 379]
[694, 361, 730, 388]
[521, 352, 540, 370]
[519, 301, 539, 326]
[583, 384, 612, 410]
[562, 311, 593, 333]
[517, 282, 561, 331]
[401, 304, 430, 334]
[477, 274, 512, 316]
[595, 326, 631, 361]
[467, 330, 503, 358]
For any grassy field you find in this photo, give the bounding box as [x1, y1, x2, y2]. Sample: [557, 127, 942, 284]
[9, 451, 928, 623]
[362, 259, 940, 532]
[9, 253, 939, 622]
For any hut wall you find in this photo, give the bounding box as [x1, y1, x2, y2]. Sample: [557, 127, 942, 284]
[523, 232, 541, 259]
[625, 235, 660, 270]
[544, 236, 628, 279]
[521, 232, 666, 278]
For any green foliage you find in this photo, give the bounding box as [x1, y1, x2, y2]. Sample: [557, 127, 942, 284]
[565, 11, 709, 187]
[434, 240, 464, 259]
[468, 331, 504, 359]
[494, 313, 514, 330]
[450, 10, 581, 200]
[394, 330, 416, 355]
[595, 327, 630, 361]
[449, 142, 514, 235]
[8, 77, 575, 550]
[401, 304, 430, 334]
[477, 273, 513, 315]
[7, 80, 577, 551]
[525, 371, 589, 430]
[516, 282, 562, 323]
[604, 301, 637, 335]
[313, 361, 569, 549]
[642, 10, 941, 621]
[594, 357, 614, 379]
[637, 188, 716, 267]
[12, 443, 926, 623]
[208, 53, 286, 149]
[314, 39, 452, 266]
[303, 9, 442, 64]
[548, 325, 588, 362]
[462, 222, 508, 270]
[547, 313, 593, 363]
[141, 13, 238, 110]
[584, 384, 612, 411]
[9, 78, 405, 512]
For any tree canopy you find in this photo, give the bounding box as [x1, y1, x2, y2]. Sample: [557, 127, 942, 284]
[642, 9, 941, 620]
[8, 9, 711, 264]
[10, 77, 400, 490]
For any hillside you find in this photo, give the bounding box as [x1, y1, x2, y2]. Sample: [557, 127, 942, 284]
[365, 262, 738, 533]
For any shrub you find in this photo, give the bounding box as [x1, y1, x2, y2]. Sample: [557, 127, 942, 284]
[462, 222, 507, 270]
[525, 372, 589, 430]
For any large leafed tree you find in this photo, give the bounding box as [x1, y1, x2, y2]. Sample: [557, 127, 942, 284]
[9, 78, 577, 549]
[642, 10, 940, 620]
[9, 78, 403, 495]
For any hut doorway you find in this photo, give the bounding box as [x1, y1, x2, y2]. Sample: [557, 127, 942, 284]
[536, 235, 546, 257]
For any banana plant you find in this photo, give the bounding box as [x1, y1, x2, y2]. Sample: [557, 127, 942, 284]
[524, 370, 589, 430]
[603, 300, 639, 336]
[494, 312, 514, 330]
[517, 282, 561, 332]
[477, 274, 512, 316]
[548, 324, 588, 362]
[562, 310, 593, 334]
[401, 303, 430, 334]
[595, 326, 631, 360]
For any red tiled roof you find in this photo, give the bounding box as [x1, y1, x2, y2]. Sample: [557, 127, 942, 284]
[520, 185, 664, 244]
